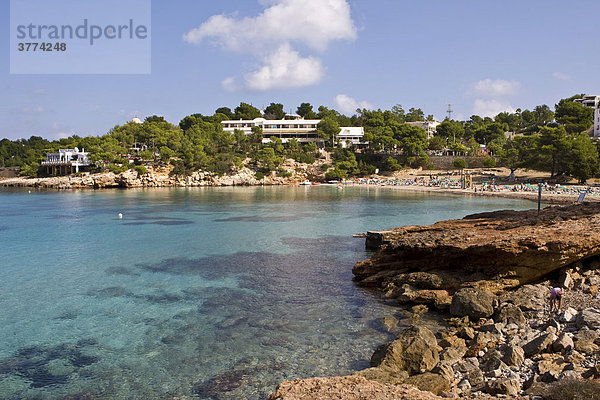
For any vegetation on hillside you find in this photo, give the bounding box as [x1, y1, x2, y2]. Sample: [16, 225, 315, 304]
[1, 95, 598, 182]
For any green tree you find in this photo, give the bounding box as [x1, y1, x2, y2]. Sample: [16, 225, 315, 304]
[566, 133, 600, 183]
[405, 107, 425, 122]
[264, 103, 285, 119]
[555, 95, 594, 134]
[436, 120, 464, 144]
[296, 103, 317, 119]
[428, 136, 446, 150]
[234, 102, 261, 120]
[317, 117, 340, 146]
[215, 107, 234, 119]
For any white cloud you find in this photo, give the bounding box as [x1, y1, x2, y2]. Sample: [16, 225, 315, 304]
[221, 77, 239, 92]
[183, 0, 357, 53]
[183, 0, 356, 91]
[471, 79, 520, 97]
[553, 72, 571, 81]
[473, 99, 515, 118]
[334, 94, 373, 115]
[244, 44, 324, 91]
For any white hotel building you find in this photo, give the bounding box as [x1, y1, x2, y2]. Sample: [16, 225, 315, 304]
[221, 117, 365, 147]
[574, 95, 600, 138]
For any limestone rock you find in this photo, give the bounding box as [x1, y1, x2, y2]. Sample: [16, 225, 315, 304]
[485, 378, 520, 396]
[576, 308, 600, 330]
[500, 284, 550, 311]
[353, 205, 600, 296]
[502, 345, 525, 367]
[450, 288, 495, 319]
[371, 326, 440, 375]
[438, 335, 465, 348]
[552, 333, 574, 354]
[559, 307, 578, 323]
[267, 376, 444, 400]
[494, 303, 526, 327]
[523, 332, 557, 357]
[404, 372, 452, 395]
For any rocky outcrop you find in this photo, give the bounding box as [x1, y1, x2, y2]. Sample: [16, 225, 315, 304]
[354, 204, 600, 307]
[267, 376, 443, 400]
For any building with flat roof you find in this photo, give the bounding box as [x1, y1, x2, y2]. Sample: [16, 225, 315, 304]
[221, 118, 364, 146]
[406, 121, 441, 139]
[42, 148, 90, 175]
[574, 95, 600, 137]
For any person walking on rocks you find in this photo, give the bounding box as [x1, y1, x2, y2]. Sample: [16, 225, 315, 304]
[549, 287, 563, 313]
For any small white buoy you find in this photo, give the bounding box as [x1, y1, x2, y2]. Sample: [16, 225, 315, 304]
[28, 190, 31, 193]
[118, 213, 123, 219]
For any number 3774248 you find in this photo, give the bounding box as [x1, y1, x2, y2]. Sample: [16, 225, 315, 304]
[17, 43, 67, 52]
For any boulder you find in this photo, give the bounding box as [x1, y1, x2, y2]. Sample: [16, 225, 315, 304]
[450, 288, 495, 319]
[404, 372, 452, 395]
[485, 378, 520, 396]
[574, 327, 600, 354]
[502, 345, 525, 367]
[438, 336, 465, 348]
[559, 307, 578, 323]
[523, 332, 557, 357]
[500, 284, 550, 311]
[439, 346, 467, 363]
[576, 308, 600, 330]
[552, 333, 574, 354]
[460, 326, 475, 340]
[494, 303, 526, 327]
[558, 271, 573, 289]
[371, 326, 440, 375]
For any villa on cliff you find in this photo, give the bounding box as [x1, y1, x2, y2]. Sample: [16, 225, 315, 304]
[574, 95, 600, 138]
[42, 148, 90, 175]
[221, 117, 365, 148]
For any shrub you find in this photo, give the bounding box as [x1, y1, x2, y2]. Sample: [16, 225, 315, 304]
[386, 157, 402, 171]
[255, 171, 265, 180]
[453, 158, 468, 169]
[169, 160, 187, 176]
[483, 157, 496, 168]
[542, 378, 600, 400]
[426, 163, 436, 170]
[276, 168, 292, 178]
[325, 167, 346, 180]
[107, 164, 127, 174]
[134, 165, 147, 176]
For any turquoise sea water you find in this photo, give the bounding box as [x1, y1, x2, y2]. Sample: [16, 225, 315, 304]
[0, 186, 534, 399]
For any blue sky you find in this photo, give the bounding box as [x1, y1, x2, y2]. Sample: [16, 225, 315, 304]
[2, 0, 599, 140]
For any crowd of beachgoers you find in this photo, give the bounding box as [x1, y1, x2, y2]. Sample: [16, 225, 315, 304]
[337, 174, 600, 199]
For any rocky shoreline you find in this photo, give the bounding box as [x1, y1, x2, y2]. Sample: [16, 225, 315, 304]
[269, 204, 600, 399]
[0, 160, 328, 189]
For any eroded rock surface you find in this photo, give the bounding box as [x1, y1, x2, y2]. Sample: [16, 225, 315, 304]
[354, 204, 600, 304]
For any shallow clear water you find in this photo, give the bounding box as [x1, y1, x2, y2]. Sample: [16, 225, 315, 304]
[0, 186, 534, 399]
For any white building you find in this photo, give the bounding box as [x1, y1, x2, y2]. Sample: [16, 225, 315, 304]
[406, 121, 441, 139]
[42, 148, 90, 174]
[221, 118, 364, 146]
[574, 95, 600, 137]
